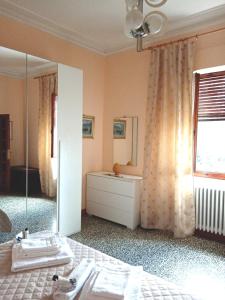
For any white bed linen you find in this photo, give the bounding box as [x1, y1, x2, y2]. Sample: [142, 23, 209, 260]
[0, 237, 199, 300]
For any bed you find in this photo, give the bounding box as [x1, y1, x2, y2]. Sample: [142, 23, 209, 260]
[0, 236, 198, 299]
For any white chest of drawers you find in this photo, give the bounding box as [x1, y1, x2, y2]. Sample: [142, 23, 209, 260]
[86, 172, 143, 230]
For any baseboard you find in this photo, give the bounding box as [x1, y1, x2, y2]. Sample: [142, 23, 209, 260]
[195, 229, 225, 244]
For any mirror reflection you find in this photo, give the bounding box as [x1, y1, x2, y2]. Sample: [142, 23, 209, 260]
[0, 47, 26, 242]
[27, 54, 58, 234]
[113, 116, 138, 166]
[0, 47, 57, 243]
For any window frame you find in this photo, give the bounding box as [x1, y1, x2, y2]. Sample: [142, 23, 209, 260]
[193, 71, 225, 180]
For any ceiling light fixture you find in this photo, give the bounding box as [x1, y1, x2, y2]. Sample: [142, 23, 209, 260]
[124, 0, 168, 52]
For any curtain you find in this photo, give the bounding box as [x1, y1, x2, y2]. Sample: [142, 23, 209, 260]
[38, 74, 57, 198]
[141, 39, 196, 238]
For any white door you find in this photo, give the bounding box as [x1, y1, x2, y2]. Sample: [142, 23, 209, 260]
[57, 64, 83, 236]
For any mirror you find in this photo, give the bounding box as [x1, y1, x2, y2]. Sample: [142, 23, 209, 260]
[113, 116, 138, 166]
[27, 54, 58, 234]
[0, 47, 27, 242]
[0, 45, 83, 242]
[0, 46, 58, 242]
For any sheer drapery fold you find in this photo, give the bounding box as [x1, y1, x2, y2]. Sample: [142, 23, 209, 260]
[141, 39, 196, 238]
[38, 75, 57, 198]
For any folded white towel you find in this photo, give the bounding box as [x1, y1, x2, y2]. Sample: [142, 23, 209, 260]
[53, 259, 95, 300]
[16, 246, 60, 259]
[21, 235, 60, 251]
[79, 264, 143, 300]
[16, 233, 62, 259]
[92, 264, 133, 299]
[11, 238, 74, 272]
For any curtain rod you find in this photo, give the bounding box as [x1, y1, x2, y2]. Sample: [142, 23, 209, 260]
[34, 72, 57, 79]
[144, 25, 225, 51]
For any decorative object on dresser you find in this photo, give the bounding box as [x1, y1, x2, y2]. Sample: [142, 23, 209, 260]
[86, 172, 142, 230]
[83, 115, 95, 138]
[112, 162, 121, 176]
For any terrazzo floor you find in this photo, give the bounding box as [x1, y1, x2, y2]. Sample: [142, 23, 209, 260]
[0, 195, 57, 243]
[71, 215, 225, 300]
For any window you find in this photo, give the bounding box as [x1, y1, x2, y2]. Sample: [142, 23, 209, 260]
[194, 71, 225, 179]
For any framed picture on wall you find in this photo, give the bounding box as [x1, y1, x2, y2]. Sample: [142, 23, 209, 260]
[83, 115, 95, 138]
[113, 119, 126, 139]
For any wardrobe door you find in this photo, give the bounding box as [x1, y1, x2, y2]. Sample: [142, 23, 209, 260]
[57, 64, 83, 236]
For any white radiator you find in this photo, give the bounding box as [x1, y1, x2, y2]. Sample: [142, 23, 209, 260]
[195, 187, 225, 236]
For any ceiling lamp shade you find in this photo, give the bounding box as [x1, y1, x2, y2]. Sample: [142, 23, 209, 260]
[125, 8, 143, 37]
[145, 0, 168, 7]
[124, 0, 168, 51]
[144, 11, 167, 35]
[125, 0, 139, 11]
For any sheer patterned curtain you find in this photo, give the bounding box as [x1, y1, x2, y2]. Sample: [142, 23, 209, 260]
[141, 39, 196, 238]
[38, 74, 57, 198]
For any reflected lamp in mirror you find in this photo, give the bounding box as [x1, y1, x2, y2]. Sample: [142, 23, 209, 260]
[113, 117, 138, 166]
[83, 115, 95, 138]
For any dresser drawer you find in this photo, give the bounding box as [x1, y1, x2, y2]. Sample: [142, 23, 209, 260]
[87, 187, 134, 212]
[87, 175, 135, 197]
[87, 201, 132, 228]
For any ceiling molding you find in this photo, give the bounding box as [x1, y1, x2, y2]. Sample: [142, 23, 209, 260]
[27, 62, 57, 77]
[0, 68, 25, 79]
[0, 0, 105, 55]
[0, 61, 57, 79]
[0, 1, 225, 55]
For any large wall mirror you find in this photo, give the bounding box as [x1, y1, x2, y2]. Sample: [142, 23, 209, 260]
[0, 47, 27, 242]
[113, 116, 138, 166]
[0, 46, 83, 243]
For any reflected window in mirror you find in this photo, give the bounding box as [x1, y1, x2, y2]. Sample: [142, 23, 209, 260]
[113, 117, 138, 166]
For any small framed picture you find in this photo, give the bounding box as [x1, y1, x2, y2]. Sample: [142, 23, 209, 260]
[83, 115, 94, 138]
[113, 119, 126, 139]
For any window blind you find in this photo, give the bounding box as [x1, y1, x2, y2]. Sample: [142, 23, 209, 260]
[197, 71, 225, 121]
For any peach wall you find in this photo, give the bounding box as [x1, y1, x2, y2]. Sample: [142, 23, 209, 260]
[0, 74, 25, 166]
[0, 16, 105, 209]
[1, 15, 225, 208]
[103, 30, 225, 176]
[103, 50, 149, 176]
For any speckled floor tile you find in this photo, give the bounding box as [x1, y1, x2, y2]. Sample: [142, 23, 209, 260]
[0, 195, 57, 243]
[71, 215, 225, 300]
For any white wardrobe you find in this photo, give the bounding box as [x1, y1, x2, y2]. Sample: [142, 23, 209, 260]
[0, 46, 83, 241]
[57, 64, 83, 236]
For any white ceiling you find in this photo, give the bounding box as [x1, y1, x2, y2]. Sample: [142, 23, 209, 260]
[0, 0, 225, 54]
[0, 46, 56, 78]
